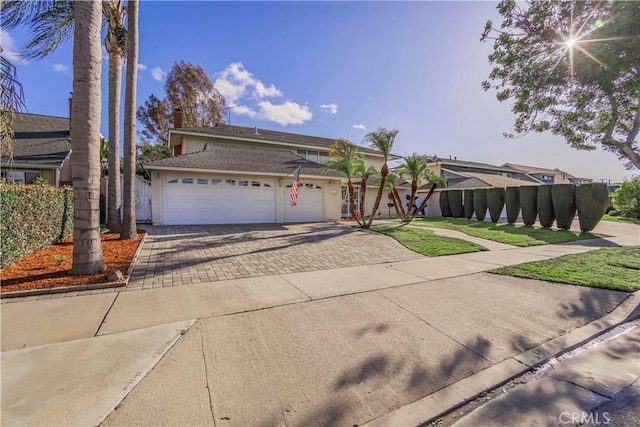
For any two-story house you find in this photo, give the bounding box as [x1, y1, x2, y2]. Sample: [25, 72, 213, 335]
[143, 113, 393, 225]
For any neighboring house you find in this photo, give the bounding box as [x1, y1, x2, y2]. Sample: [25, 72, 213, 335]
[1, 113, 72, 186]
[143, 114, 394, 225]
[502, 163, 593, 185]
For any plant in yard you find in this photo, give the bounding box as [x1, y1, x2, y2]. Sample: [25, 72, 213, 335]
[463, 189, 474, 219]
[612, 177, 640, 219]
[576, 183, 609, 232]
[363, 127, 398, 228]
[32, 176, 47, 185]
[54, 255, 67, 265]
[448, 190, 463, 218]
[354, 162, 378, 222]
[520, 186, 538, 226]
[325, 139, 365, 227]
[552, 184, 576, 230]
[394, 153, 445, 222]
[537, 185, 555, 228]
[487, 188, 505, 223]
[473, 189, 488, 221]
[505, 186, 520, 224]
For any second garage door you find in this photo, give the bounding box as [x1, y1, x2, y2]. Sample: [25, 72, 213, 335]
[162, 175, 276, 225]
[284, 182, 325, 223]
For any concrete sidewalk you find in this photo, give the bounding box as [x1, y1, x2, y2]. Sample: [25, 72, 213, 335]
[1, 220, 638, 426]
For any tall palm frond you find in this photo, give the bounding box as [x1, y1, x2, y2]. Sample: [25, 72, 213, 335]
[0, 51, 26, 162]
[363, 127, 399, 227]
[325, 138, 365, 226]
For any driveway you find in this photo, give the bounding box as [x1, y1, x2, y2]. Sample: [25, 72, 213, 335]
[128, 222, 421, 290]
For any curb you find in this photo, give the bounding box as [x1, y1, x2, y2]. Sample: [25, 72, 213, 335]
[363, 291, 640, 427]
[0, 231, 148, 300]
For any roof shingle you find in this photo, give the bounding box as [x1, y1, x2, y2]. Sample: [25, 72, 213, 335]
[2, 113, 71, 167]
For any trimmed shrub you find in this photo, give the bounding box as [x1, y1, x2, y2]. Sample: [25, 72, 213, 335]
[473, 188, 488, 221]
[487, 188, 505, 223]
[449, 190, 463, 218]
[463, 189, 474, 219]
[505, 187, 520, 224]
[576, 183, 609, 232]
[552, 184, 576, 230]
[612, 177, 640, 219]
[520, 186, 539, 226]
[537, 185, 555, 228]
[439, 191, 452, 217]
[0, 182, 73, 268]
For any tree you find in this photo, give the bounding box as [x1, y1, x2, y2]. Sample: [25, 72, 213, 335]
[363, 127, 399, 228]
[612, 176, 640, 219]
[137, 60, 227, 145]
[481, 0, 640, 170]
[0, 50, 26, 161]
[1, 0, 129, 230]
[325, 139, 365, 227]
[136, 138, 171, 179]
[121, 0, 138, 241]
[70, 0, 105, 274]
[395, 154, 445, 222]
[354, 162, 378, 222]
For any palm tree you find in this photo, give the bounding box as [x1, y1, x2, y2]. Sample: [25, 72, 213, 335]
[354, 162, 378, 221]
[325, 139, 365, 227]
[69, 0, 105, 274]
[363, 127, 399, 228]
[120, 0, 138, 240]
[396, 154, 445, 222]
[1, 0, 128, 232]
[0, 50, 26, 160]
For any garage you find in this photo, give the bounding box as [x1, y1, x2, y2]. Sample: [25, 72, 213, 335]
[162, 175, 276, 225]
[284, 182, 325, 223]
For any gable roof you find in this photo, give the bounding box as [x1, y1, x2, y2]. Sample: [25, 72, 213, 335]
[426, 156, 520, 174]
[502, 162, 575, 183]
[460, 171, 541, 188]
[171, 124, 388, 157]
[2, 113, 71, 168]
[143, 143, 345, 179]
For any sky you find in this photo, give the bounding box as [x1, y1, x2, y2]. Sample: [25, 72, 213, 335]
[2, 0, 634, 183]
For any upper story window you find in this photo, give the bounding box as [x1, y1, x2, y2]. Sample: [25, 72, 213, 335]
[541, 174, 554, 181]
[297, 149, 329, 164]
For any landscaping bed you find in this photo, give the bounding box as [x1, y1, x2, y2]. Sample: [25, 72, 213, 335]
[0, 231, 145, 294]
[490, 246, 640, 292]
[372, 225, 486, 256]
[405, 218, 599, 246]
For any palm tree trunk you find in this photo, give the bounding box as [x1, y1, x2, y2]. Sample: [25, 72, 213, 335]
[106, 50, 122, 231]
[390, 187, 404, 218]
[70, 0, 105, 274]
[121, 0, 138, 240]
[348, 180, 364, 227]
[365, 167, 387, 228]
[412, 183, 438, 221]
[359, 177, 367, 220]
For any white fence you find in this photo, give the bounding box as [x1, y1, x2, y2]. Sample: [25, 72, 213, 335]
[104, 175, 152, 223]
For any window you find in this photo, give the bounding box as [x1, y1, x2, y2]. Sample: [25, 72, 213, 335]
[167, 178, 178, 184]
[239, 180, 248, 187]
[226, 179, 236, 186]
[297, 149, 329, 165]
[305, 183, 314, 189]
[182, 178, 193, 184]
[197, 178, 208, 185]
[263, 182, 272, 188]
[211, 178, 222, 185]
[251, 181, 261, 187]
[3, 170, 41, 184]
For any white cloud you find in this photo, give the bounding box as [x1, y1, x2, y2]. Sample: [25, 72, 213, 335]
[320, 103, 338, 114]
[234, 101, 313, 126]
[151, 66, 167, 81]
[214, 62, 283, 104]
[137, 63, 147, 70]
[353, 124, 367, 130]
[53, 63, 69, 73]
[0, 30, 25, 64]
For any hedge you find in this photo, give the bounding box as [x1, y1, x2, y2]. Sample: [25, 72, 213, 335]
[552, 184, 576, 230]
[505, 187, 520, 224]
[612, 177, 640, 219]
[473, 188, 488, 221]
[0, 182, 73, 268]
[520, 186, 539, 226]
[439, 191, 452, 217]
[537, 185, 555, 228]
[487, 188, 505, 223]
[448, 190, 463, 218]
[463, 189, 474, 219]
[576, 183, 609, 232]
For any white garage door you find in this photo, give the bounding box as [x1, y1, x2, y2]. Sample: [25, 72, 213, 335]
[284, 182, 325, 223]
[162, 175, 276, 225]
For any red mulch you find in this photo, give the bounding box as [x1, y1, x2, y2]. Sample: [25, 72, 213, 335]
[0, 231, 145, 293]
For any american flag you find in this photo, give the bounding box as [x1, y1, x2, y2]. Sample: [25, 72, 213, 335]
[290, 166, 301, 206]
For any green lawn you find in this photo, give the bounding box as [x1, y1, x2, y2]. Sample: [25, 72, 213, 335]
[371, 225, 486, 257]
[404, 218, 599, 247]
[602, 214, 640, 226]
[490, 246, 640, 292]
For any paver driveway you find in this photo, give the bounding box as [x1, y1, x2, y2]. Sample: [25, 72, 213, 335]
[128, 222, 421, 290]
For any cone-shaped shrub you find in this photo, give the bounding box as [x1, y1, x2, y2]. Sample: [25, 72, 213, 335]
[576, 183, 609, 232]
[520, 186, 538, 226]
[463, 189, 474, 219]
[505, 187, 520, 224]
[552, 184, 576, 230]
[537, 185, 555, 228]
[439, 191, 452, 217]
[473, 188, 488, 221]
[487, 188, 505, 223]
[449, 190, 463, 218]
